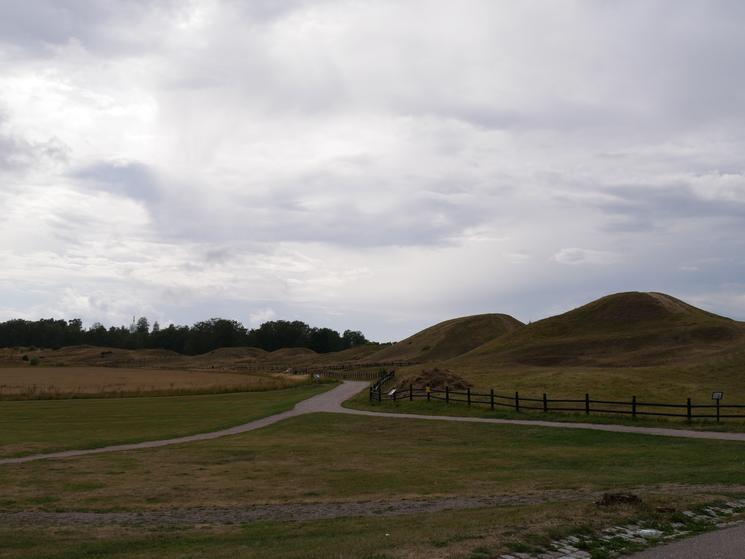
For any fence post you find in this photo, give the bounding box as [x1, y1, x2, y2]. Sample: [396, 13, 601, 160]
[490, 388, 495, 411]
[687, 397, 692, 421]
[543, 393, 548, 413]
[409, 384, 413, 401]
[446, 386, 450, 404]
[392, 389, 396, 402]
[632, 395, 637, 420]
[378, 384, 382, 403]
[467, 387, 471, 406]
[717, 398, 721, 423]
[427, 387, 431, 403]
[515, 391, 520, 413]
[585, 393, 590, 415]
[369, 386, 372, 402]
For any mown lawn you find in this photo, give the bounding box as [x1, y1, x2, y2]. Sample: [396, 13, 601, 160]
[0, 383, 330, 458]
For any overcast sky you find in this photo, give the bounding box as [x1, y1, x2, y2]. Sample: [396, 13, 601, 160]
[1, 0, 745, 341]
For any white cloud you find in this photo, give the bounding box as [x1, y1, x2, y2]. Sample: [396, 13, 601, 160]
[2, 1, 745, 339]
[248, 308, 277, 326]
[552, 248, 620, 266]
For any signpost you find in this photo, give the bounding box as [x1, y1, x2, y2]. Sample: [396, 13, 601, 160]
[712, 392, 723, 423]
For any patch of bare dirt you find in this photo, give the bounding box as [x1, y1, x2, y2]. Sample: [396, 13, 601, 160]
[398, 367, 473, 390]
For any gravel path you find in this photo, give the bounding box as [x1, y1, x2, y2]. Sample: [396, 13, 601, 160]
[3, 380, 745, 466]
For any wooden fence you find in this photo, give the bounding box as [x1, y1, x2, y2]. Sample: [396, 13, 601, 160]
[370, 385, 744, 422]
[369, 371, 396, 396]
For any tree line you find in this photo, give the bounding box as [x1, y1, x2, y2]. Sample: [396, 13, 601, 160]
[0, 317, 370, 355]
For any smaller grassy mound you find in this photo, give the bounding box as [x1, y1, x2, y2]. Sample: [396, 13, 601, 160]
[193, 347, 269, 362]
[366, 313, 524, 363]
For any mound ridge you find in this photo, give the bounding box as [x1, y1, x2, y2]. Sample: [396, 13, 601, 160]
[456, 292, 743, 367]
[365, 313, 524, 363]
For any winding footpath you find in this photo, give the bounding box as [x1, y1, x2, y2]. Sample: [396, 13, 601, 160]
[3, 380, 745, 466]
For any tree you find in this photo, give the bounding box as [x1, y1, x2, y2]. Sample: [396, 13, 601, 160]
[342, 329, 368, 348]
[136, 317, 150, 334]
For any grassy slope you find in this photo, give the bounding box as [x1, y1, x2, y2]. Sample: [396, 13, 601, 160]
[456, 292, 745, 368]
[364, 313, 524, 363]
[0, 383, 330, 458]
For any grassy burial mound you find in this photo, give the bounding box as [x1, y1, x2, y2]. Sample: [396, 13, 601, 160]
[365, 313, 524, 363]
[191, 347, 269, 364]
[456, 292, 745, 369]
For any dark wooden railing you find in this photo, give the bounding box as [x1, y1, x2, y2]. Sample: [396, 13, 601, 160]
[370, 385, 743, 423]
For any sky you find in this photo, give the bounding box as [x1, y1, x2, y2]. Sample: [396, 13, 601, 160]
[1, 0, 745, 341]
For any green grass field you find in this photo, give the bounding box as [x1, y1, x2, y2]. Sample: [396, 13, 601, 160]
[2, 411, 744, 557]
[0, 383, 330, 458]
[3, 413, 745, 512]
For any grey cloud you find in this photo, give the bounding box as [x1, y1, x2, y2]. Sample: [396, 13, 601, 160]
[153, 189, 496, 248]
[599, 184, 745, 224]
[0, 0, 182, 55]
[73, 161, 160, 202]
[0, 114, 69, 171]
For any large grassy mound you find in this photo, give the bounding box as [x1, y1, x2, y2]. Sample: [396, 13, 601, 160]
[365, 313, 524, 363]
[456, 292, 744, 368]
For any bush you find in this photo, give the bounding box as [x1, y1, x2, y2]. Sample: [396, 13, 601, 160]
[29, 357, 40, 366]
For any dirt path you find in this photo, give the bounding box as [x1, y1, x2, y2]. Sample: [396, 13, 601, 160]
[3, 380, 745, 466]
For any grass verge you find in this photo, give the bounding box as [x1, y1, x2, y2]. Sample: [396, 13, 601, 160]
[0, 500, 712, 559]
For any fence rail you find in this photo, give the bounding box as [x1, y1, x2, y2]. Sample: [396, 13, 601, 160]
[369, 385, 742, 422]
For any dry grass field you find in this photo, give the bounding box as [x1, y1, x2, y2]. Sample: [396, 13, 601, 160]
[0, 366, 308, 399]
